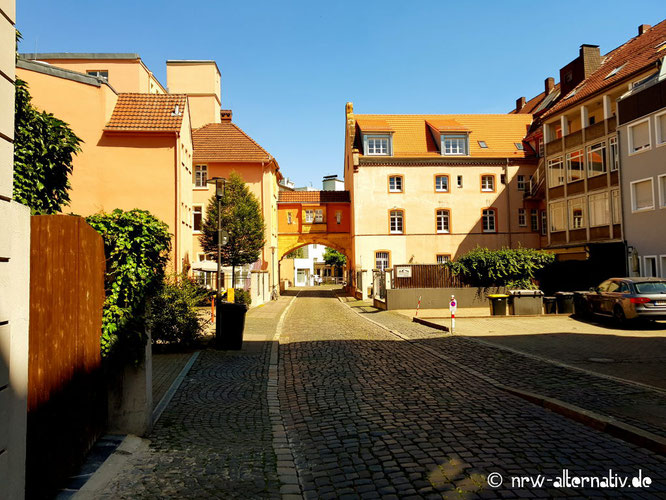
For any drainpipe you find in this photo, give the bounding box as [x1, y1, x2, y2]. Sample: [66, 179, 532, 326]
[505, 158, 513, 248]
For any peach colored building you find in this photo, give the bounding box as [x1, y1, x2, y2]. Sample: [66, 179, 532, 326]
[344, 103, 540, 293]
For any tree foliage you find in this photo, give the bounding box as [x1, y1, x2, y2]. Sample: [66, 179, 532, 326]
[199, 172, 265, 284]
[447, 247, 555, 289]
[323, 248, 347, 271]
[284, 247, 305, 259]
[13, 78, 82, 214]
[86, 209, 172, 363]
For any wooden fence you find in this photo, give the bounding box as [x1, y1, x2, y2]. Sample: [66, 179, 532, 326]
[392, 264, 462, 289]
[27, 215, 106, 498]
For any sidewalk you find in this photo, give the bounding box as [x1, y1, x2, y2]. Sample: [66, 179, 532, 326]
[340, 294, 666, 446]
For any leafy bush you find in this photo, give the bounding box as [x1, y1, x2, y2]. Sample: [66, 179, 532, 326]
[86, 209, 171, 363]
[447, 247, 555, 289]
[148, 274, 206, 346]
[233, 289, 252, 306]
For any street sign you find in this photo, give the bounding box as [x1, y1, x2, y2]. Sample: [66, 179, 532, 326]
[449, 297, 457, 313]
[396, 266, 412, 278]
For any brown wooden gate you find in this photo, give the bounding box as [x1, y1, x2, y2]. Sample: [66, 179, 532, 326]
[27, 215, 106, 498]
[392, 264, 461, 289]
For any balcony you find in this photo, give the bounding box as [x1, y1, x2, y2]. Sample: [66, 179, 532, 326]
[525, 160, 546, 199]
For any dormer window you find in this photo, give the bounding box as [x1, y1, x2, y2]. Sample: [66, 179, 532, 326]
[364, 135, 391, 156]
[442, 135, 468, 156]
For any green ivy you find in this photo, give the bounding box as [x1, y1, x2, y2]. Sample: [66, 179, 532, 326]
[86, 209, 171, 363]
[447, 247, 555, 289]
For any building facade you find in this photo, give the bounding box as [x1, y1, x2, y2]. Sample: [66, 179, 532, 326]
[617, 66, 666, 277]
[344, 104, 539, 291]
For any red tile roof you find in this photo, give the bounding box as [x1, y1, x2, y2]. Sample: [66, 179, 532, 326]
[425, 119, 470, 132]
[509, 83, 561, 115]
[542, 20, 666, 119]
[192, 122, 271, 162]
[278, 191, 350, 203]
[105, 93, 187, 132]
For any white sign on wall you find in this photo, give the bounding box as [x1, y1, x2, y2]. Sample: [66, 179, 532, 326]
[395, 266, 412, 278]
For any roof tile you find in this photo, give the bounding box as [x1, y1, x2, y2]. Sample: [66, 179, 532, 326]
[278, 191, 350, 203]
[105, 93, 187, 132]
[192, 122, 271, 162]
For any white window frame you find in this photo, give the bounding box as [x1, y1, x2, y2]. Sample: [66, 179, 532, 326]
[336, 210, 342, 224]
[611, 189, 621, 224]
[364, 135, 391, 156]
[388, 175, 403, 193]
[568, 197, 586, 230]
[517, 175, 526, 192]
[375, 251, 389, 270]
[644, 256, 658, 277]
[609, 136, 619, 171]
[566, 150, 585, 182]
[436, 209, 450, 234]
[627, 118, 652, 156]
[656, 110, 666, 148]
[549, 201, 566, 232]
[390, 210, 404, 234]
[630, 177, 655, 213]
[659, 174, 666, 209]
[588, 192, 610, 227]
[660, 255, 666, 278]
[518, 208, 526, 227]
[194, 164, 208, 188]
[530, 209, 538, 232]
[482, 209, 496, 233]
[586, 142, 607, 177]
[481, 175, 495, 192]
[436, 254, 451, 265]
[314, 209, 324, 223]
[442, 135, 468, 156]
[548, 157, 564, 187]
[305, 209, 315, 223]
[192, 204, 203, 233]
[541, 211, 547, 236]
[435, 175, 449, 192]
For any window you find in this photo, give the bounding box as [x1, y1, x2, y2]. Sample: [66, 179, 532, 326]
[609, 137, 619, 171]
[588, 192, 610, 227]
[457, 175, 463, 188]
[630, 178, 654, 212]
[193, 205, 203, 232]
[478, 141, 488, 148]
[661, 255, 666, 279]
[375, 251, 389, 270]
[628, 119, 651, 154]
[482, 208, 496, 233]
[435, 175, 449, 192]
[587, 142, 607, 177]
[538, 138, 544, 158]
[514, 142, 524, 150]
[605, 64, 625, 79]
[388, 175, 403, 193]
[287, 211, 293, 224]
[365, 135, 391, 155]
[442, 135, 468, 155]
[87, 70, 108, 80]
[436, 209, 450, 233]
[644, 256, 658, 277]
[305, 209, 314, 223]
[195, 165, 208, 187]
[568, 197, 585, 229]
[611, 189, 621, 223]
[530, 209, 538, 232]
[336, 211, 342, 224]
[659, 174, 666, 208]
[518, 208, 526, 227]
[389, 210, 404, 234]
[656, 111, 666, 146]
[481, 175, 495, 192]
[436, 254, 451, 265]
[517, 175, 526, 191]
[548, 157, 564, 186]
[314, 209, 324, 223]
[541, 211, 547, 236]
[566, 150, 584, 182]
[550, 201, 566, 231]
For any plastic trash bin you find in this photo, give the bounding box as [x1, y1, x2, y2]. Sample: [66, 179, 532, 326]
[543, 296, 557, 314]
[555, 291, 574, 314]
[509, 290, 544, 315]
[573, 291, 590, 317]
[216, 298, 248, 350]
[488, 294, 509, 316]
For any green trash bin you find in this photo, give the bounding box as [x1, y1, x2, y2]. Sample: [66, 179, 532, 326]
[555, 292, 574, 314]
[216, 298, 248, 350]
[544, 296, 557, 314]
[488, 294, 509, 316]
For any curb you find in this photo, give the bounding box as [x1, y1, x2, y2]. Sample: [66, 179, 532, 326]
[413, 316, 449, 331]
[152, 350, 201, 426]
[340, 298, 666, 457]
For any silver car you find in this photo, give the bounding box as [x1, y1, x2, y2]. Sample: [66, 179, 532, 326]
[587, 277, 666, 323]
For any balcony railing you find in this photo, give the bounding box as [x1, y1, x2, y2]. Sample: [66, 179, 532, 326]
[527, 160, 545, 198]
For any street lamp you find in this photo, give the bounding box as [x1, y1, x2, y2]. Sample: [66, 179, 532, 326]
[207, 177, 228, 300]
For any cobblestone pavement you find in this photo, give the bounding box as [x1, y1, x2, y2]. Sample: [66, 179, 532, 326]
[152, 352, 194, 409]
[96, 297, 293, 499]
[343, 297, 666, 439]
[280, 289, 666, 498]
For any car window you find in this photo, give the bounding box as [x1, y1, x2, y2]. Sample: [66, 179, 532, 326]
[618, 282, 631, 293]
[606, 282, 620, 293]
[597, 280, 612, 292]
[635, 281, 666, 294]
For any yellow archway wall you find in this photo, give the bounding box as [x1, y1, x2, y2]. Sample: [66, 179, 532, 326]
[278, 233, 352, 261]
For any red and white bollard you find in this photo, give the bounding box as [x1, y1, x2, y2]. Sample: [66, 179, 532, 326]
[415, 295, 422, 317]
[449, 295, 457, 333]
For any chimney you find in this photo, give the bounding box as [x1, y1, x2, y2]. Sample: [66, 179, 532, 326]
[638, 24, 651, 35]
[220, 109, 232, 122]
[580, 44, 602, 78]
[545, 77, 555, 94]
[515, 97, 526, 112]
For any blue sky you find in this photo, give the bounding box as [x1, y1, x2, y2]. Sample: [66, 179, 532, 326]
[17, 1, 664, 187]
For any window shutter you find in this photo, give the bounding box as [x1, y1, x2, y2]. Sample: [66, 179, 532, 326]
[631, 122, 650, 151]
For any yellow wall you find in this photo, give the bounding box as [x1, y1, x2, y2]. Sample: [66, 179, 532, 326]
[166, 61, 221, 129]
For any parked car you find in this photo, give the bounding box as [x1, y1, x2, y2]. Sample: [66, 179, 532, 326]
[585, 277, 666, 323]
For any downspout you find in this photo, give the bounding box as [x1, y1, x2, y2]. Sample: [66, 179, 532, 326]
[174, 131, 180, 273]
[505, 158, 513, 248]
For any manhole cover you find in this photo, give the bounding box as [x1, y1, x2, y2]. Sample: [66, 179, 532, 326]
[588, 357, 615, 363]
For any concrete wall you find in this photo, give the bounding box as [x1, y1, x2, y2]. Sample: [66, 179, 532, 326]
[385, 287, 506, 310]
[1, 1, 31, 496]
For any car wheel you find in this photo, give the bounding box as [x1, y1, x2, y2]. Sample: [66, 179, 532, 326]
[613, 305, 627, 326]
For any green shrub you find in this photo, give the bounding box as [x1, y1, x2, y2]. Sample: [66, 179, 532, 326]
[148, 274, 206, 346]
[233, 289, 252, 306]
[86, 209, 171, 364]
[447, 246, 555, 289]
